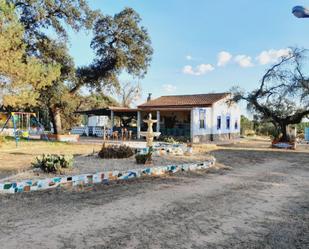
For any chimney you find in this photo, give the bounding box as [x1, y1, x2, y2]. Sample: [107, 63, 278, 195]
[147, 93, 152, 102]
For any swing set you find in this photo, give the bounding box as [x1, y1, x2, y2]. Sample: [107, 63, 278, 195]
[0, 112, 47, 147]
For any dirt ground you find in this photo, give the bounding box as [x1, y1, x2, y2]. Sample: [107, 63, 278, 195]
[0, 139, 308, 249]
[1, 153, 213, 183]
[0, 138, 212, 182]
[0, 139, 102, 178]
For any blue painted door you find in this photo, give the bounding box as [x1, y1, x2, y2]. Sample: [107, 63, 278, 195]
[305, 127, 309, 141]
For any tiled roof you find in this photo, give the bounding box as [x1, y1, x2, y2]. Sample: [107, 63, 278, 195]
[138, 93, 230, 108]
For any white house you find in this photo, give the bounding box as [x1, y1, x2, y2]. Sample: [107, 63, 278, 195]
[88, 115, 109, 127]
[74, 92, 241, 142]
[138, 92, 241, 142]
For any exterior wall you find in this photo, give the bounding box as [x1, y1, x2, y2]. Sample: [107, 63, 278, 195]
[212, 132, 240, 141]
[191, 107, 213, 143]
[191, 96, 241, 143]
[88, 115, 109, 127]
[193, 133, 240, 142]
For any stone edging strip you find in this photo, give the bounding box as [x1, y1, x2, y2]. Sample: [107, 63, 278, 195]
[0, 158, 215, 194]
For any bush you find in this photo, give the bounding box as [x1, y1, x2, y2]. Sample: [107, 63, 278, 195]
[135, 147, 153, 164]
[32, 154, 73, 174]
[98, 143, 134, 159]
[240, 115, 253, 135]
[160, 136, 190, 144]
[255, 122, 279, 138]
[161, 136, 178, 144]
[297, 132, 304, 140]
[0, 135, 6, 147]
[135, 154, 149, 164]
[245, 129, 256, 136]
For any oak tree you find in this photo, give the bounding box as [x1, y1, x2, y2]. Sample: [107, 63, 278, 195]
[233, 48, 309, 142]
[4, 1, 153, 133]
[0, 0, 60, 109]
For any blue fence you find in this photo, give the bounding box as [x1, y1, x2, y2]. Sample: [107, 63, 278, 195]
[305, 127, 309, 141]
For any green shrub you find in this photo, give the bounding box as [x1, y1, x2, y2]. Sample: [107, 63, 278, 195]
[135, 147, 153, 164]
[245, 130, 256, 136]
[297, 132, 304, 140]
[32, 154, 73, 174]
[255, 122, 279, 138]
[160, 136, 190, 144]
[0, 135, 6, 147]
[135, 154, 148, 164]
[98, 143, 134, 159]
[162, 136, 178, 144]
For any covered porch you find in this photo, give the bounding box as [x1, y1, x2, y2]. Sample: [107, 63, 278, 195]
[74, 107, 192, 141]
[74, 107, 140, 140]
[140, 109, 191, 140]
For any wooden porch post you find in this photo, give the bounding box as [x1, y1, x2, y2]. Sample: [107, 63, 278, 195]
[190, 109, 194, 142]
[156, 110, 160, 132]
[111, 110, 114, 133]
[137, 111, 141, 139]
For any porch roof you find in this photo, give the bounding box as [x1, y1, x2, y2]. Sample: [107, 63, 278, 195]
[75, 106, 139, 116]
[138, 92, 230, 109]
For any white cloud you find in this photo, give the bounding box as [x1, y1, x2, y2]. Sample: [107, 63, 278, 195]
[162, 84, 177, 93]
[256, 48, 292, 65]
[183, 65, 195, 75]
[182, 64, 214, 76]
[197, 64, 215, 74]
[217, 51, 232, 67]
[185, 55, 192, 60]
[234, 55, 254, 68]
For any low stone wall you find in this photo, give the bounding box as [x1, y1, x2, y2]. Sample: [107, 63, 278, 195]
[0, 159, 215, 194]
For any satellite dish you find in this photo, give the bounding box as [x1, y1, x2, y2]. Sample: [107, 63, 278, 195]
[292, 6, 309, 18]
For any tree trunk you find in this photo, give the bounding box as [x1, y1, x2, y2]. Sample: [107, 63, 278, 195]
[50, 107, 62, 134]
[279, 123, 289, 142]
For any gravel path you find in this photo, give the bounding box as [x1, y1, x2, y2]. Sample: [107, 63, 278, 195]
[0, 148, 308, 249]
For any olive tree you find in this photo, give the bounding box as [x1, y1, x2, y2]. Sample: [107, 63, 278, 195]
[233, 48, 309, 142]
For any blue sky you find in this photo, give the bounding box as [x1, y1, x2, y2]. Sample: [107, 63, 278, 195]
[68, 0, 309, 107]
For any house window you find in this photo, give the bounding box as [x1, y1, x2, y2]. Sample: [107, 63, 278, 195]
[226, 116, 230, 130]
[217, 116, 221, 130]
[234, 120, 238, 130]
[199, 109, 206, 129]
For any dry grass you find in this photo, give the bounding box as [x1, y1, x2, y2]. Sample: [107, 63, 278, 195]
[0, 138, 214, 181]
[193, 143, 218, 153]
[1, 136, 308, 179]
[0, 139, 101, 173]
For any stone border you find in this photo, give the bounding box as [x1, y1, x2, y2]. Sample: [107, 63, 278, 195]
[0, 159, 215, 194]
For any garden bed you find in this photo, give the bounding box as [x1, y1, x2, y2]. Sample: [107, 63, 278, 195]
[0, 153, 214, 183]
[0, 155, 216, 193]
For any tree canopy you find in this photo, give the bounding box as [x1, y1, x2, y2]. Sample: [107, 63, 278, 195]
[75, 8, 153, 93]
[11, 0, 99, 44]
[1, 1, 153, 133]
[0, 0, 60, 108]
[118, 82, 141, 107]
[233, 48, 309, 141]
